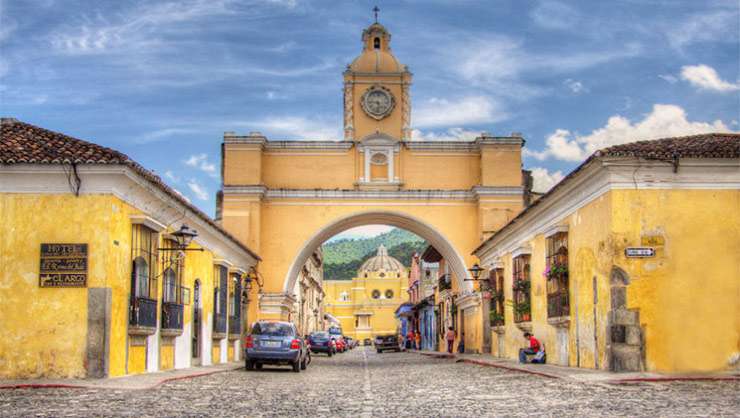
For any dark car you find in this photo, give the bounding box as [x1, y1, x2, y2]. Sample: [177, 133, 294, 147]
[374, 334, 401, 353]
[344, 336, 355, 349]
[308, 331, 335, 356]
[244, 321, 309, 372]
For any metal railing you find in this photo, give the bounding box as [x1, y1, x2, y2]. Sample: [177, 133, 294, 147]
[438, 274, 452, 291]
[129, 297, 157, 328]
[213, 315, 227, 334]
[547, 289, 570, 318]
[161, 302, 184, 330]
[228, 315, 240, 334]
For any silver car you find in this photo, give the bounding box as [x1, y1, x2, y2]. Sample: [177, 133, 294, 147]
[244, 321, 309, 372]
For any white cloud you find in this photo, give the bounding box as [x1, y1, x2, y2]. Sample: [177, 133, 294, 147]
[187, 182, 208, 201]
[564, 79, 585, 93]
[666, 10, 739, 49]
[410, 127, 482, 142]
[135, 128, 195, 144]
[680, 64, 739, 92]
[525, 104, 732, 162]
[249, 116, 342, 140]
[530, 167, 565, 193]
[164, 171, 181, 184]
[325, 225, 395, 243]
[413, 96, 507, 128]
[184, 153, 218, 177]
[659, 74, 678, 84]
[530, 1, 579, 30]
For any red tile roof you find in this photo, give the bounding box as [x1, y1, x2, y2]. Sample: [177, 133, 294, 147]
[1, 118, 260, 261]
[474, 132, 739, 255]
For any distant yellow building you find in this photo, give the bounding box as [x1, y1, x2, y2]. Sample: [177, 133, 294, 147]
[324, 246, 408, 342]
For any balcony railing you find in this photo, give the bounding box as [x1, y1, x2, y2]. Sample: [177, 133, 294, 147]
[547, 289, 569, 318]
[228, 315, 240, 334]
[130, 297, 157, 328]
[214, 314, 227, 334]
[438, 274, 452, 291]
[161, 302, 184, 330]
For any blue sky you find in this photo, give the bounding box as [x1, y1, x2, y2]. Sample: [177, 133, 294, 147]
[2, 0, 738, 230]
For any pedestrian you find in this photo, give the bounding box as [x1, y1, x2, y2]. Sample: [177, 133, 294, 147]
[445, 326, 456, 354]
[518, 332, 540, 363]
[457, 333, 465, 353]
[415, 331, 421, 350]
[409, 331, 416, 350]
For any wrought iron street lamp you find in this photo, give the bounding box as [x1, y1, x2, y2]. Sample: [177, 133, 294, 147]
[159, 224, 205, 252]
[465, 263, 487, 281]
[242, 266, 264, 294]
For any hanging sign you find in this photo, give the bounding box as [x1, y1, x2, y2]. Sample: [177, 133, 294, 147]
[39, 244, 88, 287]
[625, 247, 655, 258]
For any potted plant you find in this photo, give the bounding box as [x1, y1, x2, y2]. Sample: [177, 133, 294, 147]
[543, 262, 568, 281]
[515, 300, 531, 322]
[512, 278, 530, 292]
[488, 310, 504, 325]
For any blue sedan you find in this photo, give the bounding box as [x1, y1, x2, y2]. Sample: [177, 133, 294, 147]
[308, 331, 335, 356]
[244, 321, 309, 372]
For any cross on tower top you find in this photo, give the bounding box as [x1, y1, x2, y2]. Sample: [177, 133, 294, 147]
[373, 6, 379, 23]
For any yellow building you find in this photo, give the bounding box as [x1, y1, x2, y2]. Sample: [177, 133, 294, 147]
[324, 246, 408, 342]
[219, 21, 533, 347]
[0, 118, 260, 379]
[473, 133, 740, 373]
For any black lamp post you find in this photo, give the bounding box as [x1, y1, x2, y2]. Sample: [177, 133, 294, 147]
[159, 224, 205, 252]
[465, 263, 487, 281]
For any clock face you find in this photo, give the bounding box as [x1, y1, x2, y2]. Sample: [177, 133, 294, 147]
[360, 86, 396, 120]
[366, 90, 390, 114]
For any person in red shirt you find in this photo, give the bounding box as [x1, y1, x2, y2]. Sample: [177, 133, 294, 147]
[519, 332, 540, 363]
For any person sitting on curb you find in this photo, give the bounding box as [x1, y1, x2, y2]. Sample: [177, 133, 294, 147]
[518, 332, 540, 363]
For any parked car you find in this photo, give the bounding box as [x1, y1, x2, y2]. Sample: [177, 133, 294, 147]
[308, 331, 335, 356]
[374, 334, 401, 353]
[329, 328, 346, 352]
[244, 321, 309, 372]
[344, 336, 355, 349]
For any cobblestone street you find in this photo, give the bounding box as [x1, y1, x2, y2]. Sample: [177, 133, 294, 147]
[2, 347, 738, 417]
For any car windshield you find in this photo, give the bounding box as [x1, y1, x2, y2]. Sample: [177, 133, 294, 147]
[251, 322, 294, 337]
[329, 329, 341, 335]
[310, 331, 329, 338]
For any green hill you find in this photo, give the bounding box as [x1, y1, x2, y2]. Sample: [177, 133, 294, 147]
[322, 228, 427, 280]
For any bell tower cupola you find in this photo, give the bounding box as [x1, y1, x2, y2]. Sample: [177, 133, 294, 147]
[343, 19, 413, 142]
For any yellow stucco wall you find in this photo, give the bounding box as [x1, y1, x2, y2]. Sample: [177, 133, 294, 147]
[263, 153, 358, 190]
[161, 345, 174, 370]
[613, 189, 740, 372]
[0, 194, 110, 379]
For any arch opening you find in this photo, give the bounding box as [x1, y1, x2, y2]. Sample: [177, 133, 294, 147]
[282, 210, 475, 295]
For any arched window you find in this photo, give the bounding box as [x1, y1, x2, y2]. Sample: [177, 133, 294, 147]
[374, 37, 380, 49]
[163, 268, 177, 303]
[340, 291, 350, 301]
[379, 272, 385, 278]
[133, 256, 149, 298]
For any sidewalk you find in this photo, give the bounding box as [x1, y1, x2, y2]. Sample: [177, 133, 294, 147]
[0, 361, 243, 391]
[408, 350, 740, 384]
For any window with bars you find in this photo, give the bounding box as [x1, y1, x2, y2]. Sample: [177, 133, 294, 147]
[488, 269, 505, 326]
[546, 232, 569, 318]
[213, 265, 228, 334]
[513, 255, 531, 323]
[129, 224, 159, 328]
[159, 238, 184, 304]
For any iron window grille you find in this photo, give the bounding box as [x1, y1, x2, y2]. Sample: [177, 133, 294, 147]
[513, 255, 531, 323]
[160, 239, 185, 330]
[129, 224, 159, 328]
[489, 269, 505, 326]
[546, 232, 569, 318]
[213, 265, 228, 334]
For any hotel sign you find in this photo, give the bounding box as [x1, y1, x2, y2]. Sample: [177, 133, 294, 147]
[39, 244, 88, 287]
[625, 247, 655, 258]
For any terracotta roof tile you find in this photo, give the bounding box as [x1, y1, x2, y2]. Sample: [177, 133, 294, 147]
[1, 118, 260, 262]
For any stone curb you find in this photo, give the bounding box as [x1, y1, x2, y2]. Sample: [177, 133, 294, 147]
[406, 350, 740, 383]
[0, 365, 243, 391]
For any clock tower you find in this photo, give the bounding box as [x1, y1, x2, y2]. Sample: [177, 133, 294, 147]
[343, 22, 412, 142]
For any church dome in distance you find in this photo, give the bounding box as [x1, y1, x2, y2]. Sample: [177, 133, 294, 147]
[348, 22, 406, 73]
[359, 245, 406, 274]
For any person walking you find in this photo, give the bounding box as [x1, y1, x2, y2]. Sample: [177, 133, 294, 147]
[445, 326, 456, 354]
[415, 331, 421, 350]
[408, 331, 416, 350]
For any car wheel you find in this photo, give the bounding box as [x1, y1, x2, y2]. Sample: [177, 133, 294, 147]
[301, 356, 307, 370]
[245, 359, 254, 371]
[255, 363, 263, 370]
[292, 360, 300, 373]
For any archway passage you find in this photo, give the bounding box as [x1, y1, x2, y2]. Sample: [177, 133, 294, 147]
[283, 210, 475, 295]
